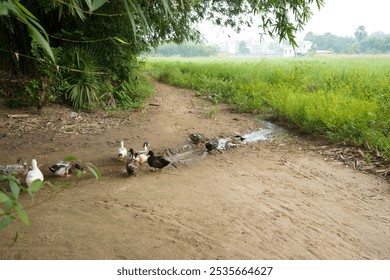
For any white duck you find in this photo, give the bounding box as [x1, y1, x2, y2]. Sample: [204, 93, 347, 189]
[117, 140, 128, 161]
[26, 159, 44, 187]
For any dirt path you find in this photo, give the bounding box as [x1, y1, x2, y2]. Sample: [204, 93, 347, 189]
[0, 80, 389, 259]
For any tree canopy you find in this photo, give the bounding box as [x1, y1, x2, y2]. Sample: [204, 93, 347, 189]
[1, 0, 324, 60]
[305, 26, 390, 54]
[0, 0, 324, 109]
[354, 25, 368, 42]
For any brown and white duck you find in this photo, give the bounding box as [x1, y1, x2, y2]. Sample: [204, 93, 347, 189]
[126, 148, 139, 176]
[189, 133, 205, 145]
[0, 157, 28, 175]
[137, 142, 149, 164]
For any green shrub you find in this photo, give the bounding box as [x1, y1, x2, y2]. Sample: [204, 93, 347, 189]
[61, 46, 104, 110]
[104, 73, 155, 110]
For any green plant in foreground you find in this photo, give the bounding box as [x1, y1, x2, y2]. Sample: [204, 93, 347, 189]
[0, 174, 51, 245]
[0, 156, 101, 245]
[63, 156, 102, 180]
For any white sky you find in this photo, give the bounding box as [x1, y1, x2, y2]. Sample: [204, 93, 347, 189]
[199, 0, 390, 42]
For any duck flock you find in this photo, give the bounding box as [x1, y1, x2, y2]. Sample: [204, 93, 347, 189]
[0, 132, 246, 188]
[0, 158, 85, 188]
[118, 140, 172, 176]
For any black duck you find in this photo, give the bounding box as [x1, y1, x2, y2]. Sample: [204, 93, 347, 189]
[205, 138, 219, 151]
[147, 151, 170, 171]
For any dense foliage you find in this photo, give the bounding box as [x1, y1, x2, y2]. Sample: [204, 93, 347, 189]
[305, 26, 390, 54]
[0, 0, 323, 109]
[146, 57, 390, 158]
[153, 42, 219, 57]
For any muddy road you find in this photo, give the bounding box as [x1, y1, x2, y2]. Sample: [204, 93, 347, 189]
[0, 81, 389, 259]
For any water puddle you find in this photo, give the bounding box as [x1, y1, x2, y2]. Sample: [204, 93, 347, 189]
[242, 120, 289, 143]
[162, 120, 289, 167]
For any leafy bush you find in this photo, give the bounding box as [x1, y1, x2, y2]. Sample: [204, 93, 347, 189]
[61, 46, 104, 110]
[0, 174, 45, 245]
[98, 70, 155, 110]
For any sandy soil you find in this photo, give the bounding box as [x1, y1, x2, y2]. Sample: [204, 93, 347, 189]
[0, 80, 389, 260]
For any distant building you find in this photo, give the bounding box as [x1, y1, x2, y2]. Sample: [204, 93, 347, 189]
[226, 40, 238, 54]
[315, 50, 333, 55]
[206, 37, 283, 56]
[283, 40, 313, 57]
[236, 38, 283, 56]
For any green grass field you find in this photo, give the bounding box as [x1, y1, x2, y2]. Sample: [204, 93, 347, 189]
[145, 56, 390, 158]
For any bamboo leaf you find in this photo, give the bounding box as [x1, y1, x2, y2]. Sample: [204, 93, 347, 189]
[90, 0, 107, 11]
[128, 1, 149, 32]
[14, 1, 38, 21]
[0, 174, 7, 181]
[85, 0, 92, 9]
[160, 0, 173, 17]
[58, 4, 63, 19]
[114, 36, 129, 45]
[0, 3, 9, 16]
[26, 16, 50, 41]
[123, 0, 137, 39]
[5, 2, 24, 18]
[27, 25, 55, 62]
[316, 0, 324, 10]
[75, 2, 86, 20]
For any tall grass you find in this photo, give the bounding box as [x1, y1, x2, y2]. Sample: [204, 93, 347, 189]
[146, 57, 390, 158]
